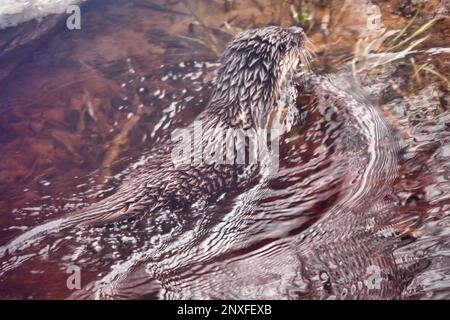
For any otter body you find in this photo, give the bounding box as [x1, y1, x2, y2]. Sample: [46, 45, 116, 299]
[64, 26, 309, 226]
[1, 26, 309, 254]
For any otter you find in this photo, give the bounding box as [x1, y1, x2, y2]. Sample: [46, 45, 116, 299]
[1, 26, 310, 255]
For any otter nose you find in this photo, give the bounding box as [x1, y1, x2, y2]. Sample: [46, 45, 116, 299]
[287, 26, 306, 47]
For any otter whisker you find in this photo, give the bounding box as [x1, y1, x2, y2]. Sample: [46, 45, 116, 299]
[306, 38, 318, 56]
[300, 49, 311, 72]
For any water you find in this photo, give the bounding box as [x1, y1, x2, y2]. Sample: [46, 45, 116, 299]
[0, 0, 449, 299]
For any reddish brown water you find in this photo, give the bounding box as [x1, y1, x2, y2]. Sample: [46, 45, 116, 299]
[0, 0, 449, 299]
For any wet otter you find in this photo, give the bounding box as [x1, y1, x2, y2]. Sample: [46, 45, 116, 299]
[1, 26, 310, 254]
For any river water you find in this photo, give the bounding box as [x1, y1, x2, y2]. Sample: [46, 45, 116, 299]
[0, 0, 449, 299]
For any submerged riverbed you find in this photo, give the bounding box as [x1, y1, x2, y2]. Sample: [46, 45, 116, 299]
[0, 0, 449, 299]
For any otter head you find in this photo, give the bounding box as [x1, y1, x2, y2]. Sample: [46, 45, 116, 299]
[209, 26, 310, 128]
